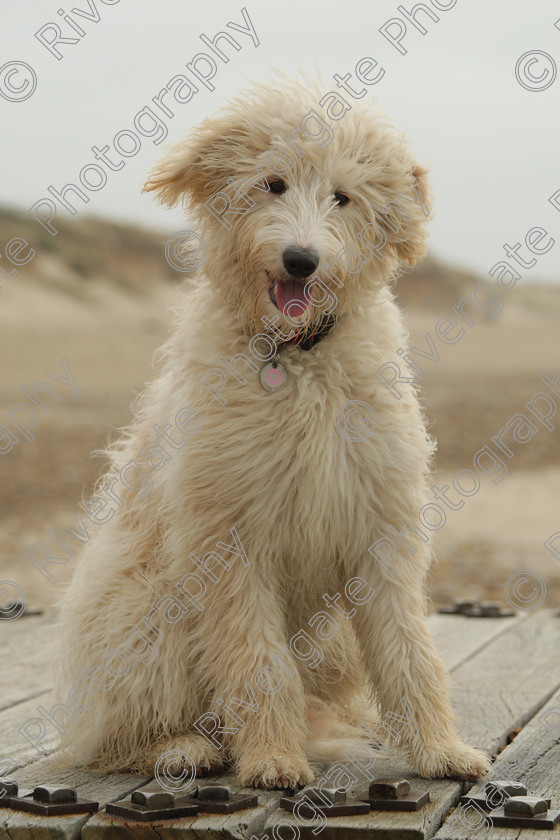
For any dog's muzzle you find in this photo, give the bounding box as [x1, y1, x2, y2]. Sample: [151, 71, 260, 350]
[266, 247, 319, 318]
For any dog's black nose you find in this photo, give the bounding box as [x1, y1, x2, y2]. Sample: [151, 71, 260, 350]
[282, 246, 319, 279]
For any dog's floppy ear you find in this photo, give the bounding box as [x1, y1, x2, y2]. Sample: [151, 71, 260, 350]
[382, 162, 433, 267]
[361, 115, 433, 267]
[366, 160, 432, 268]
[144, 114, 252, 210]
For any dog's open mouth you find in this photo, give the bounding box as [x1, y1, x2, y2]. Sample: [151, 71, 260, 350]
[267, 272, 310, 317]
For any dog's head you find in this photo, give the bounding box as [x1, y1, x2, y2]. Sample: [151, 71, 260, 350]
[145, 75, 432, 339]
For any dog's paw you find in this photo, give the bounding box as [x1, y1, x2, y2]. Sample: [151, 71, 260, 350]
[237, 752, 315, 790]
[413, 741, 491, 781]
[144, 734, 226, 777]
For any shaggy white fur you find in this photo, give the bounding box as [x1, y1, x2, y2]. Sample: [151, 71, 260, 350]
[54, 75, 490, 789]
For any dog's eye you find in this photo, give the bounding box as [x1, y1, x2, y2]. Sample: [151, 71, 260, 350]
[268, 179, 286, 194]
[334, 192, 350, 207]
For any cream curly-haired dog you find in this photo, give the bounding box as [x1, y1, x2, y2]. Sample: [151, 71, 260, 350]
[55, 75, 490, 789]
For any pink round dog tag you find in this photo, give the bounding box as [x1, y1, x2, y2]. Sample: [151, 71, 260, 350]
[259, 361, 288, 392]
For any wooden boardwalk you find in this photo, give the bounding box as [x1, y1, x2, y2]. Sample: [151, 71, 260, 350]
[1, 608, 560, 839]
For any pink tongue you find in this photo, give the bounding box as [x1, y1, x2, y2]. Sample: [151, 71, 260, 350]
[275, 279, 309, 317]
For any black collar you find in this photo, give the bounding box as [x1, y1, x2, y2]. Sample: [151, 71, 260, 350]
[281, 312, 339, 351]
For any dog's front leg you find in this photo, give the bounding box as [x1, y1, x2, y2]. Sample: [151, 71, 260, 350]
[351, 555, 491, 780]
[194, 566, 314, 790]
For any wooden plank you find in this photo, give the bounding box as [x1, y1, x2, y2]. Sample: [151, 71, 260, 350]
[449, 609, 560, 754]
[263, 610, 560, 840]
[436, 686, 560, 840]
[428, 613, 522, 673]
[0, 691, 57, 768]
[0, 613, 48, 646]
[0, 616, 56, 711]
[0, 807, 90, 840]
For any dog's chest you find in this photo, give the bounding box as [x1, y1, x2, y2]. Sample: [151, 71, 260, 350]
[199, 347, 384, 566]
[168, 288, 422, 576]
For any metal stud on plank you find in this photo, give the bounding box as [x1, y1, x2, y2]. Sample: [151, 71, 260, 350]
[131, 788, 176, 809]
[106, 785, 198, 822]
[33, 786, 77, 803]
[191, 784, 258, 813]
[280, 786, 370, 818]
[197, 784, 231, 801]
[305, 787, 346, 806]
[438, 599, 514, 617]
[361, 777, 429, 811]
[505, 796, 549, 816]
[368, 779, 411, 799]
[486, 780, 527, 797]
[465, 602, 515, 617]
[460, 780, 542, 812]
[10, 785, 98, 816]
[484, 779, 528, 808]
[488, 800, 560, 830]
[439, 599, 477, 614]
[461, 784, 560, 830]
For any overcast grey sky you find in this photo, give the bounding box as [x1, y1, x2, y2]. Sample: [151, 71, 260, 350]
[2, 0, 559, 279]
